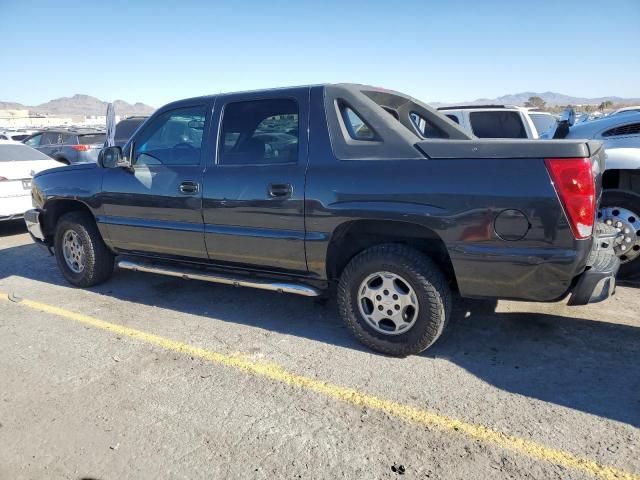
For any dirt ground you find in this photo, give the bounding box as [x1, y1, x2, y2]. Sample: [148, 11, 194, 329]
[0, 219, 638, 480]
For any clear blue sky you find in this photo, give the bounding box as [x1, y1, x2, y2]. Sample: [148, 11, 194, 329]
[1, 0, 638, 107]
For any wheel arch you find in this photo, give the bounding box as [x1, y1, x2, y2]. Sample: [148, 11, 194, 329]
[603, 168, 640, 195]
[325, 219, 457, 291]
[41, 199, 95, 242]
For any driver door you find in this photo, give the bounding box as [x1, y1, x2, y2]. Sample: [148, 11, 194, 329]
[99, 103, 211, 259]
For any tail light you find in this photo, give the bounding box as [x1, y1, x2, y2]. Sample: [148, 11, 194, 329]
[544, 157, 595, 239]
[0, 176, 7, 181]
[72, 144, 90, 151]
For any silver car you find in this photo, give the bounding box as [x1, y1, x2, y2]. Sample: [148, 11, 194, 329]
[22, 128, 106, 165]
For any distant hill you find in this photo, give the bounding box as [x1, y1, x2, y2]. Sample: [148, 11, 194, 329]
[0, 94, 155, 117]
[431, 91, 640, 108]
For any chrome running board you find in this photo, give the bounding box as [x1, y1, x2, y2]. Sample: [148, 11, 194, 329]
[117, 259, 321, 297]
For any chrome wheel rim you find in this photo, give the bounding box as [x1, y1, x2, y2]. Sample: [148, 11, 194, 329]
[62, 230, 85, 273]
[357, 271, 419, 336]
[600, 206, 640, 264]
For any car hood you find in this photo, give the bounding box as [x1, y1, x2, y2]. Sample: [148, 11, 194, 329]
[33, 161, 97, 179]
[1, 159, 65, 180]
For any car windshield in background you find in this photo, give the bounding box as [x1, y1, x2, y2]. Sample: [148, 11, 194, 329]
[115, 119, 145, 140]
[78, 134, 107, 145]
[0, 144, 52, 161]
[469, 111, 527, 138]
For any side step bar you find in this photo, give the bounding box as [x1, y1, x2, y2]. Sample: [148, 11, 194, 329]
[117, 259, 321, 297]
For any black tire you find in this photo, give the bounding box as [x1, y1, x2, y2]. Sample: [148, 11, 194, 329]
[601, 190, 640, 278]
[337, 244, 451, 356]
[54, 211, 114, 287]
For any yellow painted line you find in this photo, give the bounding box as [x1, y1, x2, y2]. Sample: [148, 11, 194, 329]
[1, 291, 637, 480]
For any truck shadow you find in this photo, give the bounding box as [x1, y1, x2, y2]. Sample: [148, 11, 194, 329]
[1, 241, 639, 427]
[0, 219, 27, 237]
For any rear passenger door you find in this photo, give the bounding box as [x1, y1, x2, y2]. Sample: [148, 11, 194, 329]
[201, 89, 309, 274]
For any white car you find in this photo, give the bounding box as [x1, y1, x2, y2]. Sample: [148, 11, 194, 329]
[437, 105, 544, 139]
[0, 141, 62, 221]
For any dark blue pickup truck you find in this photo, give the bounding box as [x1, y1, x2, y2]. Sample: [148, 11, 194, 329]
[24, 84, 619, 356]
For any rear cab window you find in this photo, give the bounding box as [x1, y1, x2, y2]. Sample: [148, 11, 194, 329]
[218, 98, 299, 165]
[469, 111, 527, 138]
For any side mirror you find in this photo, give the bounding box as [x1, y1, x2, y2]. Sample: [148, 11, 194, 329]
[99, 146, 131, 169]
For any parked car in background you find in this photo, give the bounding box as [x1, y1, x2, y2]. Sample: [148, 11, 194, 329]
[0, 130, 32, 142]
[557, 113, 640, 277]
[114, 116, 148, 147]
[22, 128, 106, 165]
[437, 105, 543, 138]
[611, 106, 640, 116]
[24, 84, 618, 356]
[0, 141, 62, 221]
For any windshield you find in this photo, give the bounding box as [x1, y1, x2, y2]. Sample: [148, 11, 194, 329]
[0, 143, 52, 162]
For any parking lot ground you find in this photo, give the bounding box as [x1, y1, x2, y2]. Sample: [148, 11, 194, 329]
[1, 220, 639, 480]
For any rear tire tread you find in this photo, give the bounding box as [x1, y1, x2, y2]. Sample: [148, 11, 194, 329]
[337, 244, 451, 356]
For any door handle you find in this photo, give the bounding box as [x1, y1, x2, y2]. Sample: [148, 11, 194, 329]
[179, 181, 200, 195]
[268, 183, 293, 198]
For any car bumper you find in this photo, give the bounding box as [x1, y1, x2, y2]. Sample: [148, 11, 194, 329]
[0, 194, 32, 220]
[567, 225, 620, 306]
[24, 208, 47, 245]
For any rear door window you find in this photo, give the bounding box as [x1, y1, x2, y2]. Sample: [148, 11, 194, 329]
[219, 98, 299, 165]
[469, 111, 527, 138]
[42, 132, 63, 145]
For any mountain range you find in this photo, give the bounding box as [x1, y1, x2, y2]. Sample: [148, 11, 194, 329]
[0, 94, 155, 117]
[1, 91, 639, 117]
[431, 91, 640, 108]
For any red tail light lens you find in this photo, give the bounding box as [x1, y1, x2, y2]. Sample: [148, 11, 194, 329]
[0, 176, 7, 181]
[72, 144, 91, 151]
[544, 157, 595, 239]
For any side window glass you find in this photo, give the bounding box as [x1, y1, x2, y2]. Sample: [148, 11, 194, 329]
[445, 114, 460, 124]
[25, 134, 43, 147]
[410, 112, 448, 139]
[340, 105, 377, 141]
[134, 106, 206, 166]
[219, 98, 298, 165]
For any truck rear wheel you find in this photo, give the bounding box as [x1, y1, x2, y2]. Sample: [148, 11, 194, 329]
[54, 211, 114, 287]
[600, 190, 640, 278]
[337, 244, 451, 356]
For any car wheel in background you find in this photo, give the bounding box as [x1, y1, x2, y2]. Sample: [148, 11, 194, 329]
[338, 244, 451, 356]
[600, 190, 640, 278]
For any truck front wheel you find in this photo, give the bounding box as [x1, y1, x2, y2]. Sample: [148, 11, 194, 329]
[54, 211, 114, 287]
[337, 244, 451, 356]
